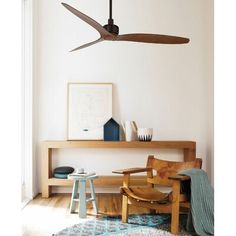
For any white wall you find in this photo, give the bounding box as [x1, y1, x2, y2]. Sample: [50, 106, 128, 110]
[34, 0, 214, 194]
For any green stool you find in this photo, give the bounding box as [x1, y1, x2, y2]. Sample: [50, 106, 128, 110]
[68, 173, 98, 218]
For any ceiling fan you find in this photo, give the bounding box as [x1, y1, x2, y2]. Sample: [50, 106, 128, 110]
[61, 0, 190, 52]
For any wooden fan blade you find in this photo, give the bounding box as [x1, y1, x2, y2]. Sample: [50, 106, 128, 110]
[115, 33, 189, 44]
[61, 2, 113, 38]
[70, 38, 104, 52]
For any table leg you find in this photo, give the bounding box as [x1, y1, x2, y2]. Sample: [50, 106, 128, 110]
[42, 145, 52, 198]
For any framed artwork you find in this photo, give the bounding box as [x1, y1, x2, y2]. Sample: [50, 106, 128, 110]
[67, 82, 113, 140]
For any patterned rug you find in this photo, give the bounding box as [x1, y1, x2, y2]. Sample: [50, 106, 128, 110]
[53, 214, 194, 236]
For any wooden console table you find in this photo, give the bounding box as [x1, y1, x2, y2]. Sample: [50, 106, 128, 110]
[42, 140, 196, 198]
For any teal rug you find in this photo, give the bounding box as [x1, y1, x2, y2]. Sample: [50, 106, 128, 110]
[53, 214, 193, 236]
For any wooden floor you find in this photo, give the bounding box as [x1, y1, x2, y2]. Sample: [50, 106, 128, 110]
[22, 193, 149, 236]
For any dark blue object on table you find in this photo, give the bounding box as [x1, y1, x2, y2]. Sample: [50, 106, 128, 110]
[104, 118, 120, 141]
[54, 166, 74, 174]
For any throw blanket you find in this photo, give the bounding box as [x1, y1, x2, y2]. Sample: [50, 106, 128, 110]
[179, 169, 214, 236]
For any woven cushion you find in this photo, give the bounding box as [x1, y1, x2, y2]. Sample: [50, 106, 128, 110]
[53, 166, 74, 174]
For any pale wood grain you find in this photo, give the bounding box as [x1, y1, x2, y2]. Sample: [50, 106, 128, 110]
[43, 140, 196, 150]
[42, 140, 196, 198]
[22, 193, 150, 236]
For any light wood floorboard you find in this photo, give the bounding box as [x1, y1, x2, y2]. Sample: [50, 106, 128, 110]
[22, 193, 149, 236]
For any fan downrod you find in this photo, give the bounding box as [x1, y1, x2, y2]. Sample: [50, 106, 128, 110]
[103, 0, 119, 35]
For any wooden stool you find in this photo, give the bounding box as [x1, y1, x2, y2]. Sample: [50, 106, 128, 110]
[68, 173, 98, 218]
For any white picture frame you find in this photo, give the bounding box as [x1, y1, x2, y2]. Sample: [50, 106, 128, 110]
[67, 82, 113, 140]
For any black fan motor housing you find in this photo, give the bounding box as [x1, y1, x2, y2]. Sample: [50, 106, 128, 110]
[103, 24, 119, 35]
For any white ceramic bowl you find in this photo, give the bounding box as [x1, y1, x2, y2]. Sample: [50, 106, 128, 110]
[75, 168, 84, 174]
[137, 128, 153, 141]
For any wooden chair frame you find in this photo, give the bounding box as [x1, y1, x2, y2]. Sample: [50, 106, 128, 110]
[113, 155, 202, 235]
